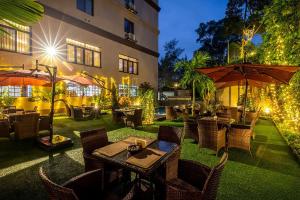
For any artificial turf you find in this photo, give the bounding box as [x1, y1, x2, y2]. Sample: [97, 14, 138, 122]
[0, 116, 299, 200]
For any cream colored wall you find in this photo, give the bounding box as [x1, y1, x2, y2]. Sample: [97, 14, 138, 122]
[0, 14, 158, 90]
[38, 0, 159, 52]
[217, 86, 239, 107]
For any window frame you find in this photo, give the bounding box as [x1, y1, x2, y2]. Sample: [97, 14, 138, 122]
[0, 23, 32, 55]
[66, 43, 101, 68]
[118, 55, 139, 75]
[76, 0, 94, 16]
[124, 18, 134, 34]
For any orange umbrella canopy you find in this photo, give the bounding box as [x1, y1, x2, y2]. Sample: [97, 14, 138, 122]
[196, 63, 300, 85]
[0, 69, 53, 86]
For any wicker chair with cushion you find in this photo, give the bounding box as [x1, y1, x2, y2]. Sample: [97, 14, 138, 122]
[228, 127, 252, 156]
[39, 167, 133, 200]
[197, 119, 226, 154]
[14, 113, 40, 140]
[80, 128, 129, 189]
[123, 109, 143, 128]
[165, 106, 177, 120]
[0, 119, 10, 138]
[158, 126, 184, 145]
[162, 152, 228, 200]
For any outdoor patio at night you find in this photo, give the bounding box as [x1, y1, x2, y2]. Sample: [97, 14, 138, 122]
[0, 0, 300, 200]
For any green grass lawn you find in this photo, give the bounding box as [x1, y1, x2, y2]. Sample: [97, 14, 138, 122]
[0, 115, 299, 200]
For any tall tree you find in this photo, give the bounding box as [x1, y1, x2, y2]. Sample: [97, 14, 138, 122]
[175, 52, 215, 116]
[0, 0, 44, 34]
[158, 39, 184, 89]
[196, 0, 271, 64]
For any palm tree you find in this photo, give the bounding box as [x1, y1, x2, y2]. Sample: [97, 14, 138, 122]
[175, 52, 215, 117]
[0, 0, 44, 34]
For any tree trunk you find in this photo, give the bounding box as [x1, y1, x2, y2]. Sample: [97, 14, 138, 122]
[192, 80, 195, 117]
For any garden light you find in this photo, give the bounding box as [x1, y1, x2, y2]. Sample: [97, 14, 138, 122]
[45, 46, 57, 57]
[264, 107, 271, 114]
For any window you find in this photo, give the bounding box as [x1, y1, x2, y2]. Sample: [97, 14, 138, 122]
[84, 85, 101, 97]
[125, 0, 134, 4]
[67, 83, 83, 97]
[0, 86, 22, 97]
[77, 0, 93, 15]
[0, 20, 31, 54]
[118, 84, 138, 97]
[66, 39, 101, 67]
[124, 19, 134, 34]
[119, 55, 138, 75]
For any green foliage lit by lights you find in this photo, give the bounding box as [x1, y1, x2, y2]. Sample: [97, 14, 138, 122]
[141, 89, 155, 125]
[0, 90, 16, 107]
[260, 0, 300, 65]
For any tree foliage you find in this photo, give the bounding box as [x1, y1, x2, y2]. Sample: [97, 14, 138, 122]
[158, 39, 184, 89]
[196, 0, 271, 64]
[260, 0, 300, 65]
[0, 0, 44, 34]
[175, 52, 215, 100]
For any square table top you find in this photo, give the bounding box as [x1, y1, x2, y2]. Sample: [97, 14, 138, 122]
[92, 136, 179, 176]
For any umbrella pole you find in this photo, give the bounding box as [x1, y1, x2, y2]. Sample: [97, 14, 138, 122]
[243, 79, 248, 124]
[49, 67, 57, 144]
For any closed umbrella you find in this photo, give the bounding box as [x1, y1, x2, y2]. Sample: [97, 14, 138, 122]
[196, 63, 300, 122]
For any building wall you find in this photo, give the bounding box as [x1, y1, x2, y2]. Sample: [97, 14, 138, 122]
[0, 0, 159, 113]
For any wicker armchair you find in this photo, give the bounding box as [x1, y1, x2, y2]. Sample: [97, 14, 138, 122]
[197, 119, 226, 154]
[158, 126, 184, 145]
[165, 106, 177, 120]
[39, 167, 133, 200]
[183, 119, 198, 143]
[0, 119, 10, 138]
[70, 106, 92, 120]
[163, 152, 228, 200]
[39, 115, 51, 133]
[228, 127, 252, 156]
[14, 113, 40, 140]
[123, 109, 143, 128]
[80, 128, 129, 189]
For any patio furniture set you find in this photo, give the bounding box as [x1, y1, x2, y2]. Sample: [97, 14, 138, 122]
[183, 106, 261, 155]
[0, 106, 51, 140]
[69, 104, 101, 121]
[113, 108, 143, 129]
[39, 126, 229, 200]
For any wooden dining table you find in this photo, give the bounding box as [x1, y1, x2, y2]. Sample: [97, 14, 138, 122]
[92, 136, 180, 177]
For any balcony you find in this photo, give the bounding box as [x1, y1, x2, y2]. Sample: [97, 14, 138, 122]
[125, 2, 138, 14]
[125, 32, 137, 43]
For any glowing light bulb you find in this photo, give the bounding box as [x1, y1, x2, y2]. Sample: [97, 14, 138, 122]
[45, 46, 57, 57]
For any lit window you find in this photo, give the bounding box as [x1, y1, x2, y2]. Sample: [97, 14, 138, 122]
[67, 83, 83, 97]
[84, 85, 101, 97]
[118, 84, 138, 97]
[67, 45, 75, 62]
[77, 0, 93, 16]
[66, 38, 101, 67]
[0, 20, 31, 54]
[118, 55, 138, 75]
[0, 86, 22, 97]
[76, 47, 84, 64]
[85, 49, 93, 66]
[94, 52, 101, 67]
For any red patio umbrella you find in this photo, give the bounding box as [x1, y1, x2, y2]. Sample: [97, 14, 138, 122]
[196, 63, 300, 122]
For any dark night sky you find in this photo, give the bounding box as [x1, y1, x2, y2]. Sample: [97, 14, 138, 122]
[159, 0, 228, 59]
